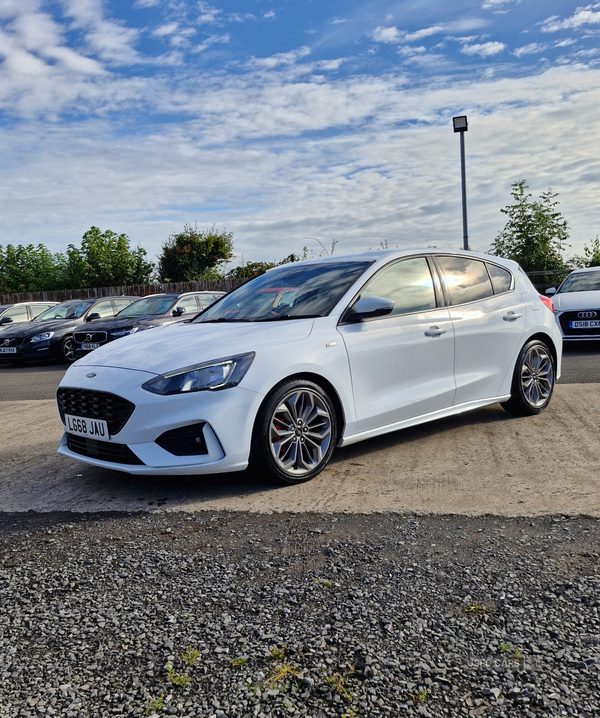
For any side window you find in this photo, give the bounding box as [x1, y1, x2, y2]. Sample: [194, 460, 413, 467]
[360, 257, 437, 316]
[437, 256, 494, 305]
[176, 296, 201, 313]
[91, 300, 116, 318]
[113, 299, 135, 312]
[198, 294, 220, 310]
[4, 306, 29, 323]
[486, 263, 512, 294]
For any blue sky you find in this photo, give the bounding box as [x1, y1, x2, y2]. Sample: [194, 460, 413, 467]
[0, 0, 599, 266]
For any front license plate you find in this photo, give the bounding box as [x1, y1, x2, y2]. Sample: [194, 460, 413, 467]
[82, 343, 100, 350]
[569, 320, 600, 329]
[0, 347, 17, 354]
[63, 414, 110, 440]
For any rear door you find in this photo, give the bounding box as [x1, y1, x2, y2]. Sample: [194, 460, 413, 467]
[434, 255, 528, 405]
[338, 256, 455, 434]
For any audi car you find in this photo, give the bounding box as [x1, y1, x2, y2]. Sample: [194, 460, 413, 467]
[0, 296, 137, 364]
[547, 266, 600, 340]
[72, 291, 225, 358]
[56, 249, 562, 484]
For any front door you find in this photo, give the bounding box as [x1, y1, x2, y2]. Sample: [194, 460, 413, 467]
[338, 256, 456, 434]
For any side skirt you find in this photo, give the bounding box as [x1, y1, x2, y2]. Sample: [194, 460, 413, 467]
[338, 395, 511, 448]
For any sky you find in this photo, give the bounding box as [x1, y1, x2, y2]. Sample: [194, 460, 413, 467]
[0, 0, 599, 266]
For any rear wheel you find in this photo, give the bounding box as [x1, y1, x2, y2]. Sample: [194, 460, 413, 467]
[60, 336, 77, 364]
[251, 379, 337, 484]
[502, 339, 555, 416]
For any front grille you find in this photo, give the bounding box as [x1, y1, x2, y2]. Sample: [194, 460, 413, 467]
[559, 310, 600, 335]
[73, 331, 107, 344]
[66, 434, 143, 465]
[57, 388, 135, 436]
[1, 337, 23, 347]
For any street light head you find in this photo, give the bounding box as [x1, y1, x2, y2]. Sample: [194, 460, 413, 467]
[453, 115, 468, 132]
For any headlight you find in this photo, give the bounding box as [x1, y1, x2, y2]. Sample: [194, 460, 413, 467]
[111, 327, 139, 338]
[142, 352, 255, 395]
[30, 332, 54, 343]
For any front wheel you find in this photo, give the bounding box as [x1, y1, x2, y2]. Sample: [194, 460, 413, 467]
[60, 335, 77, 364]
[251, 379, 337, 484]
[501, 339, 555, 416]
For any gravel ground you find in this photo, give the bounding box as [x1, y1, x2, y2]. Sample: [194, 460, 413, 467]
[1, 511, 599, 718]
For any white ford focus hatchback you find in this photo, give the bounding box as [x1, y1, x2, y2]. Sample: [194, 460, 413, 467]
[56, 249, 562, 484]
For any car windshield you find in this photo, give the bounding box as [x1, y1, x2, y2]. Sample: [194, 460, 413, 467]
[558, 272, 600, 293]
[34, 301, 91, 321]
[195, 260, 373, 323]
[116, 296, 177, 317]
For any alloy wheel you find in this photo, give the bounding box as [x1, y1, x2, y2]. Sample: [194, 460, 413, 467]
[269, 388, 333, 477]
[520, 344, 554, 408]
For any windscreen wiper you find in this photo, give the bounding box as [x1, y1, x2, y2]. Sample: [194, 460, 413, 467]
[255, 314, 321, 322]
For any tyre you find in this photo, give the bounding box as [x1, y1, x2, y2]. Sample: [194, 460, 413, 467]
[60, 335, 77, 364]
[501, 339, 555, 416]
[251, 379, 337, 484]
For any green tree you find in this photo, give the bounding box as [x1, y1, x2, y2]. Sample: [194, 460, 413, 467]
[570, 237, 600, 268]
[64, 227, 154, 288]
[157, 224, 234, 282]
[489, 180, 570, 272]
[225, 252, 306, 281]
[0, 243, 66, 293]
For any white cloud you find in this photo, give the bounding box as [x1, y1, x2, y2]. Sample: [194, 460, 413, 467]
[252, 46, 311, 69]
[482, 0, 520, 9]
[373, 21, 486, 45]
[372, 26, 401, 43]
[461, 41, 505, 56]
[191, 33, 229, 53]
[317, 58, 346, 71]
[62, 0, 141, 65]
[197, 2, 220, 25]
[513, 42, 547, 57]
[264, 11, 275, 20]
[152, 23, 179, 37]
[540, 6, 600, 33]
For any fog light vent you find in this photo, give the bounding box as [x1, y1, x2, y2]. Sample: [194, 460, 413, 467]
[155, 423, 208, 456]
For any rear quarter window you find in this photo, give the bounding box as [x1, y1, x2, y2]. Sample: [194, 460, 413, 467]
[437, 256, 494, 305]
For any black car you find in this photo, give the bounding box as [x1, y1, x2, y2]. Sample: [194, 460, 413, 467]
[72, 291, 224, 358]
[0, 301, 59, 327]
[0, 296, 137, 365]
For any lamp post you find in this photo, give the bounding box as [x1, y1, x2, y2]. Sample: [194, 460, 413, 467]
[452, 115, 469, 251]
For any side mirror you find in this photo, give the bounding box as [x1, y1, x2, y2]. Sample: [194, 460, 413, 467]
[546, 287, 557, 296]
[346, 295, 395, 322]
[172, 306, 186, 316]
[0, 316, 13, 325]
[86, 312, 101, 322]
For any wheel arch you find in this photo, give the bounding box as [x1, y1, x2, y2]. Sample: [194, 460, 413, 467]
[526, 331, 559, 371]
[254, 371, 346, 442]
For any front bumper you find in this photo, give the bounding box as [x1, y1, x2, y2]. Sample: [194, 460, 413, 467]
[556, 310, 600, 340]
[56, 364, 264, 475]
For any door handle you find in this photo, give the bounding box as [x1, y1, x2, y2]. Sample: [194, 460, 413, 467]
[503, 312, 522, 321]
[424, 326, 447, 337]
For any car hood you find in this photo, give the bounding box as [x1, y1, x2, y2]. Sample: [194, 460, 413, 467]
[554, 290, 600, 311]
[0, 317, 79, 337]
[74, 319, 315, 375]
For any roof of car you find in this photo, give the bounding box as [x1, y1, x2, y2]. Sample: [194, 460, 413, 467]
[571, 266, 600, 274]
[267, 248, 520, 271]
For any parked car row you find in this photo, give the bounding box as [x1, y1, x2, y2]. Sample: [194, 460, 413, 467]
[0, 292, 224, 365]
